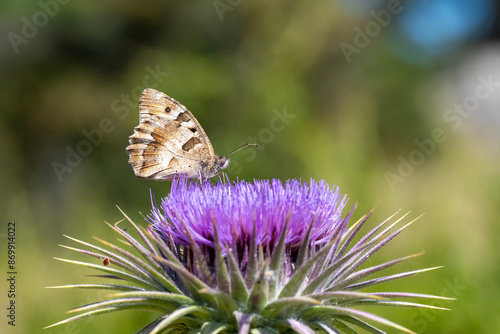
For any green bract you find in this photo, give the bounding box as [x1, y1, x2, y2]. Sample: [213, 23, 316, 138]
[47, 179, 452, 333]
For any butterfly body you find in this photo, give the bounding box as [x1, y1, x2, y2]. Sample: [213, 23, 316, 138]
[127, 88, 229, 180]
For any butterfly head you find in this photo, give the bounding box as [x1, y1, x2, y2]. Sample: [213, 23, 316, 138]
[201, 155, 230, 179]
[202, 143, 257, 179]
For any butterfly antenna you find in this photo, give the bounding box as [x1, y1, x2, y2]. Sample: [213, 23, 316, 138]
[225, 143, 258, 157]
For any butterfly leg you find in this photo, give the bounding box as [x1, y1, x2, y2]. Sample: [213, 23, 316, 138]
[197, 170, 204, 185]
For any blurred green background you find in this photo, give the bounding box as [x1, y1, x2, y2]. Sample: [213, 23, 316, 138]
[1, 0, 500, 332]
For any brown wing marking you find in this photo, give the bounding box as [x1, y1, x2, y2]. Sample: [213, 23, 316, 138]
[182, 137, 203, 152]
[138, 88, 215, 156]
[129, 120, 204, 158]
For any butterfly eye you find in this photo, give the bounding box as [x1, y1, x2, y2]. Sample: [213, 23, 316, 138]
[165, 107, 171, 112]
[220, 158, 230, 169]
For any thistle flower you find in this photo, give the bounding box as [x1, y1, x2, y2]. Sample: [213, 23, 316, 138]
[148, 179, 349, 272]
[47, 178, 452, 333]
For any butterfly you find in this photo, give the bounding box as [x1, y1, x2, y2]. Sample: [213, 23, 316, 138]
[126, 88, 255, 180]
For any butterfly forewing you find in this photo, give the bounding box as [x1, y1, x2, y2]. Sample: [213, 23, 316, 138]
[127, 88, 221, 180]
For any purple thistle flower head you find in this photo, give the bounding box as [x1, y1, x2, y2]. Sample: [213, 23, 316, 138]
[148, 178, 351, 258]
[50, 176, 449, 334]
